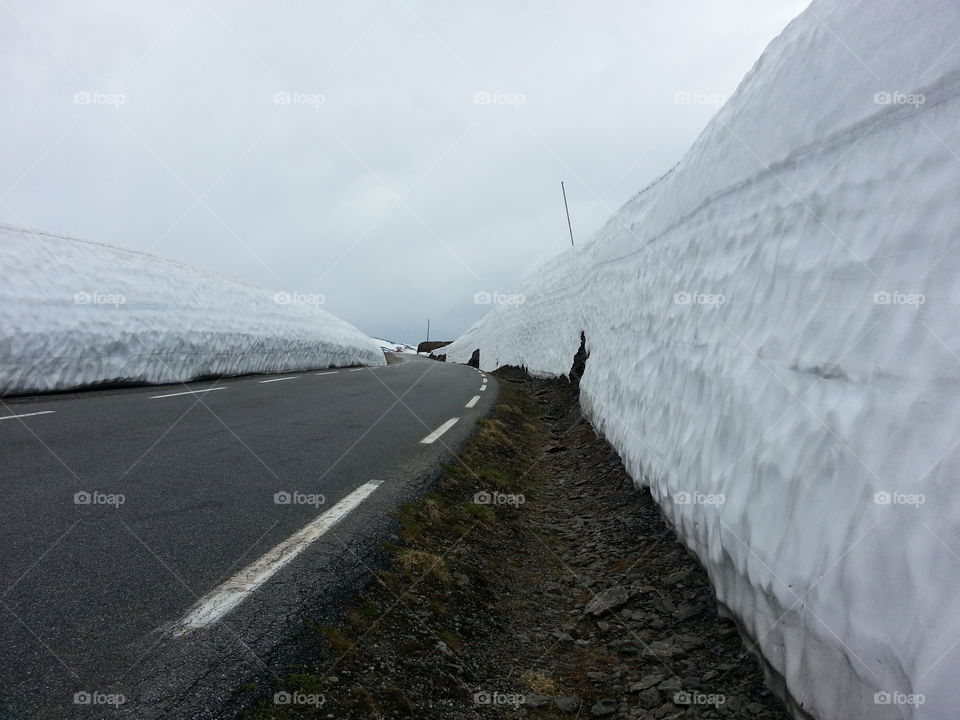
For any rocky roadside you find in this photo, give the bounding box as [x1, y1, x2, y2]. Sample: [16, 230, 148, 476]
[246, 368, 788, 719]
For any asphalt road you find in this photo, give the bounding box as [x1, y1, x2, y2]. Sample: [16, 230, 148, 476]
[0, 354, 497, 719]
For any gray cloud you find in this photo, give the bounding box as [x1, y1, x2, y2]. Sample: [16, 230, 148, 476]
[1, 0, 808, 344]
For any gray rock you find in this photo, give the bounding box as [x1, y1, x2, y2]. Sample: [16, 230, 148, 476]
[662, 569, 693, 586]
[590, 698, 618, 717]
[523, 693, 549, 708]
[638, 688, 662, 709]
[641, 639, 683, 658]
[434, 640, 453, 656]
[629, 672, 664, 691]
[657, 677, 682, 692]
[554, 696, 582, 713]
[653, 702, 681, 718]
[724, 696, 743, 711]
[583, 586, 631, 616]
[674, 604, 702, 621]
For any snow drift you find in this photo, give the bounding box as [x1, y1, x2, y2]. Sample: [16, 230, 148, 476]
[443, 2, 960, 718]
[0, 225, 385, 395]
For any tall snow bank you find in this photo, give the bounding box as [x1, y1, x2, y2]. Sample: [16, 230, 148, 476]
[0, 225, 385, 395]
[443, 2, 960, 718]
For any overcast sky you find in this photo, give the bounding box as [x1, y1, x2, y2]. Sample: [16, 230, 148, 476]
[1, 0, 808, 344]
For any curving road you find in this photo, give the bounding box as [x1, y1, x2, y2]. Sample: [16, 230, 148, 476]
[0, 353, 496, 719]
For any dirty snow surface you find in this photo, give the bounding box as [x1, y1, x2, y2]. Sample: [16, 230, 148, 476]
[0, 225, 385, 395]
[443, 1, 960, 718]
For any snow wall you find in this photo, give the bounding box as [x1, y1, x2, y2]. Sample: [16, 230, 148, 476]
[0, 225, 385, 395]
[442, 2, 960, 718]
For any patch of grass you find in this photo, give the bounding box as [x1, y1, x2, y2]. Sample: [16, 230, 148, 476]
[520, 670, 560, 695]
[427, 596, 449, 616]
[437, 629, 462, 652]
[354, 599, 381, 618]
[313, 624, 354, 655]
[461, 501, 495, 524]
[379, 686, 414, 716]
[395, 549, 452, 583]
[394, 501, 428, 539]
[346, 686, 377, 714]
[475, 464, 511, 489]
[422, 496, 446, 523]
[285, 673, 328, 695]
[477, 418, 514, 447]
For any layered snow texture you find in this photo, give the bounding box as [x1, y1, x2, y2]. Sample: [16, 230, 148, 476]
[443, 2, 960, 718]
[0, 225, 385, 395]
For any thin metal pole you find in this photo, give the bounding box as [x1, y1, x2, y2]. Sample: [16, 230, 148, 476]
[561, 181, 574, 246]
[426, 319, 430, 342]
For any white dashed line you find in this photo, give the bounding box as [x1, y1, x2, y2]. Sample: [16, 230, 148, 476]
[0, 410, 56, 421]
[150, 388, 225, 399]
[258, 376, 297, 384]
[482, 378, 488, 384]
[173, 480, 384, 635]
[315, 371, 338, 376]
[420, 417, 459, 444]
[480, 385, 487, 391]
[465, 396, 480, 409]
[348, 368, 366, 372]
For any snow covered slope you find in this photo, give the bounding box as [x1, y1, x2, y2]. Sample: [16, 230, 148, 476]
[0, 225, 385, 395]
[443, 2, 960, 718]
[370, 337, 417, 353]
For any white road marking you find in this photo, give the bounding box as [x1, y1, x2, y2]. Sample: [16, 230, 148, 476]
[465, 395, 480, 408]
[315, 371, 338, 376]
[480, 385, 487, 391]
[150, 388, 226, 399]
[482, 378, 488, 384]
[258, 376, 297, 384]
[174, 480, 384, 635]
[420, 417, 459, 444]
[0, 410, 56, 421]
[348, 368, 366, 372]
